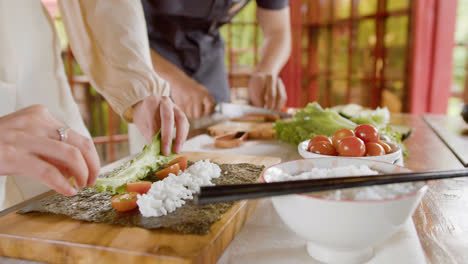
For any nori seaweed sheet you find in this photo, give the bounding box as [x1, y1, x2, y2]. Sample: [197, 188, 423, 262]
[18, 163, 264, 235]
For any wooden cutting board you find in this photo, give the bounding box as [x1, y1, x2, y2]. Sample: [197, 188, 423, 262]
[0, 152, 281, 264]
[208, 121, 276, 139]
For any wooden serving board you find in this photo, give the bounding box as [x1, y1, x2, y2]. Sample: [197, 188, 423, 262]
[0, 152, 281, 264]
[208, 121, 276, 139]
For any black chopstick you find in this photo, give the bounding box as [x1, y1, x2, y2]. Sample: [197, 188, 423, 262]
[195, 169, 468, 205]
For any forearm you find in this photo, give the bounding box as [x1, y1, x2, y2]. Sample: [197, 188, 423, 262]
[59, 0, 170, 121]
[149, 49, 197, 88]
[149, 49, 215, 119]
[255, 7, 292, 76]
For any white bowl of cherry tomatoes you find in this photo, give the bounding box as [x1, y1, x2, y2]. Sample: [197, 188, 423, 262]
[298, 124, 402, 164]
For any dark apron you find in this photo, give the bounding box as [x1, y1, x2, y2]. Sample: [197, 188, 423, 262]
[141, 0, 250, 103]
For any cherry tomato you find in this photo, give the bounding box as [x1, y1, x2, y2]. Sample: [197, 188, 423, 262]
[155, 163, 180, 180]
[307, 141, 337, 156]
[167, 156, 188, 171]
[308, 135, 332, 150]
[366, 142, 386, 156]
[126, 181, 152, 194]
[354, 124, 379, 144]
[376, 141, 392, 154]
[337, 136, 366, 157]
[332, 129, 355, 148]
[110, 192, 138, 212]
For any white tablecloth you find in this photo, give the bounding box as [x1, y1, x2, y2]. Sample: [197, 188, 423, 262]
[182, 135, 427, 264]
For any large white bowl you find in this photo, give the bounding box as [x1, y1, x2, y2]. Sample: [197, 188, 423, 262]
[298, 139, 403, 164]
[262, 158, 427, 264]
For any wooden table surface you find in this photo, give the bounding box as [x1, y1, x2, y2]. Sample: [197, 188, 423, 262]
[391, 114, 467, 264]
[1, 113, 468, 264]
[423, 114, 468, 167]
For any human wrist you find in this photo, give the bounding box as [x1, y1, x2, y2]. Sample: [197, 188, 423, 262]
[123, 94, 164, 123]
[120, 77, 170, 123]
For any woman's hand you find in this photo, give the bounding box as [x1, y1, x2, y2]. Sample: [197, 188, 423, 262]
[248, 72, 287, 110]
[132, 95, 189, 155]
[171, 79, 215, 119]
[0, 105, 100, 196]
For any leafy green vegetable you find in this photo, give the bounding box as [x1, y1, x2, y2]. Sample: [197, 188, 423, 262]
[330, 104, 363, 119]
[350, 107, 390, 130]
[274, 102, 357, 145]
[94, 132, 174, 194]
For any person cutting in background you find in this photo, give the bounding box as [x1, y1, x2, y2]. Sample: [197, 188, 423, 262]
[141, 0, 292, 119]
[0, 0, 188, 210]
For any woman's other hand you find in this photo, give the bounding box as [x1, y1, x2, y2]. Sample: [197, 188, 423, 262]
[0, 105, 100, 196]
[132, 95, 189, 155]
[248, 72, 287, 110]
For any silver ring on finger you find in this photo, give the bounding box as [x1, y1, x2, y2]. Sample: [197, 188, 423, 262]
[57, 126, 70, 142]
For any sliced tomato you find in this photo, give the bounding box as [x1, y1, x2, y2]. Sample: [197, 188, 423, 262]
[110, 192, 138, 212]
[337, 136, 366, 157]
[156, 163, 180, 180]
[366, 142, 386, 156]
[167, 156, 188, 171]
[126, 181, 152, 194]
[332, 129, 355, 148]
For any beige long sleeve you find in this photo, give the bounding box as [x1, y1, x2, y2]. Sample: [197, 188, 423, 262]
[58, 0, 170, 122]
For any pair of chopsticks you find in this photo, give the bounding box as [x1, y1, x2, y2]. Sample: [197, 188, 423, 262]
[195, 169, 468, 205]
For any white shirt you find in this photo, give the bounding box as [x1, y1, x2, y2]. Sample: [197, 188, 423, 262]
[59, 0, 172, 153]
[0, 1, 89, 210]
[58, 0, 171, 121]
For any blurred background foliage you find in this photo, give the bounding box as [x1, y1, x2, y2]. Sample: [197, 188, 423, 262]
[450, 0, 468, 116]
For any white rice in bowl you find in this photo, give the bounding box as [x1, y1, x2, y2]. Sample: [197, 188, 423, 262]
[265, 165, 420, 200]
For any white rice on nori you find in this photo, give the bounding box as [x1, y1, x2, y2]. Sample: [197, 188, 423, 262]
[137, 160, 221, 217]
[18, 163, 264, 234]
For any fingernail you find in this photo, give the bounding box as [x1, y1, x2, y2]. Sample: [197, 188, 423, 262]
[68, 188, 77, 196]
[88, 179, 96, 187]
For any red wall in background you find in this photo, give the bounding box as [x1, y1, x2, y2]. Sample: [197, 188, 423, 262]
[282, 0, 458, 113]
[408, 0, 457, 114]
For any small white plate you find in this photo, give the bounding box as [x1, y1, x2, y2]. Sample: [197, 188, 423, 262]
[298, 139, 402, 164]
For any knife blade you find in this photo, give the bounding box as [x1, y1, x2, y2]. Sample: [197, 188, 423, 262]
[189, 112, 229, 130]
[215, 103, 292, 119]
[189, 103, 292, 130]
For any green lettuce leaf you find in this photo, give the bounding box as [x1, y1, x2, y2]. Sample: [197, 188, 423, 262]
[274, 102, 357, 145]
[350, 107, 390, 129]
[94, 131, 174, 194]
